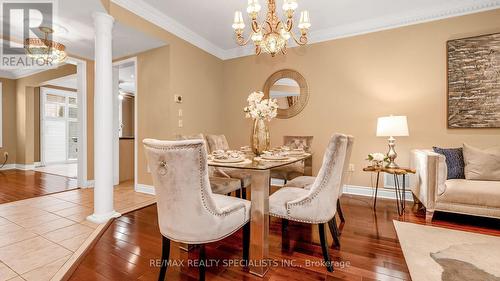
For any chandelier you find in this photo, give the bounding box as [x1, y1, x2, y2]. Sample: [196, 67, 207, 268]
[232, 0, 311, 57]
[24, 26, 67, 65]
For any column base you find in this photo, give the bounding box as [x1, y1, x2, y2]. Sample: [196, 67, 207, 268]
[87, 210, 121, 224]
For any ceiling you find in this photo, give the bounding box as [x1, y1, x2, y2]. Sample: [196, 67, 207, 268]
[112, 0, 500, 59]
[0, 0, 166, 79]
[42, 73, 77, 89]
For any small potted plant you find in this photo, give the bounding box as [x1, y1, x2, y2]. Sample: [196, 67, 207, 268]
[366, 153, 388, 168]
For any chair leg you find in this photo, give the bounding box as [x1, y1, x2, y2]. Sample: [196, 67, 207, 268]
[242, 222, 250, 265]
[337, 199, 345, 224]
[158, 236, 170, 281]
[199, 244, 206, 281]
[281, 218, 289, 232]
[328, 218, 341, 249]
[318, 223, 334, 272]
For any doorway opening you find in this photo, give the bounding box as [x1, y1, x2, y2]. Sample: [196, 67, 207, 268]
[37, 86, 78, 178]
[113, 57, 137, 186]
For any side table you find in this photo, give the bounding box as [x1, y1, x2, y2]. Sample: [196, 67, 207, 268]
[363, 166, 415, 216]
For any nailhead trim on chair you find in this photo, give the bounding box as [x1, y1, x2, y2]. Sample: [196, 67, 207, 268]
[280, 136, 346, 224]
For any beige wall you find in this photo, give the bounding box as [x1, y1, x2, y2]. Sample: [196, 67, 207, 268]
[109, 3, 225, 186]
[222, 9, 500, 187]
[15, 64, 77, 164]
[0, 78, 17, 164]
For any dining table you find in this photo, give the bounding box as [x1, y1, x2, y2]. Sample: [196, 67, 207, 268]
[208, 153, 313, 277]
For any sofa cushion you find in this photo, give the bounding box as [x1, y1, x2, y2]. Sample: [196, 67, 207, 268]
[437, 179, 500, 208]
[463, 144, 500, 181]
[432, 147, 465, 179]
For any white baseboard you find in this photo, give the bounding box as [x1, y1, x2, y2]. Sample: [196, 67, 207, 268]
[0, 164, 16, 171]
[15, 164, 35, 171]
[34, 162, 42, 168]
[135, 184, 155, 195]
[0, 164, 36, 171]
[343, 184, 413, 201]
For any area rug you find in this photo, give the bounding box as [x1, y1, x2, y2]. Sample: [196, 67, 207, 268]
[393, 221, 500, 281]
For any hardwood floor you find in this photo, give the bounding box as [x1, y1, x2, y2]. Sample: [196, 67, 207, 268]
[0, 169, 78, 204]
[70, 193, 500, 281]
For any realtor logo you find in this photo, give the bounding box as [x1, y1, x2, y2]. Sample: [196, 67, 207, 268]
[1, 0, 61, 69]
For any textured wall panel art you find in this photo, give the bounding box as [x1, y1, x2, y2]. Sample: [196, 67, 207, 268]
[447, 33, 500, 128]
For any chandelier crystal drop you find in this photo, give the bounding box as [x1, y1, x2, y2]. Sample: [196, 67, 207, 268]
[232, 0, 311, 57]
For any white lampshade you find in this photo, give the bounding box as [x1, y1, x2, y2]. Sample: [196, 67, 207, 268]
[376, 116, 409, 137]
[298, 11, 311, 29]
[232, 11, 245, 30]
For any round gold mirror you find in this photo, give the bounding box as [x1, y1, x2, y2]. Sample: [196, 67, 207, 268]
[263, 69, 309, 119]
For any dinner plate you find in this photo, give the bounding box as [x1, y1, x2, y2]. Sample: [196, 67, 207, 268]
[261, 155, 289, 161]
[287, 152, 307, 157]
[212, 158, 245, 163]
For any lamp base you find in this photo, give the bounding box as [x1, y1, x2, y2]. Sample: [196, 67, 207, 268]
[385, 136, 399, 169]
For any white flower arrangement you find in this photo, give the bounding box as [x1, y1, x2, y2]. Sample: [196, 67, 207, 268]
[368, 153, 386, 162]
[243, 91, 279, 121]
[367, 152, 388, 167]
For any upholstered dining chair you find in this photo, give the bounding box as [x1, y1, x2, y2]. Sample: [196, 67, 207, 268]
[143, 139, 251, 281]
[205, 134, 252, 199]
[268, 134, 349, 272]
[270, 136, 313, 184]
[283, 135, 354, 246]
[176, 134, 242, 197]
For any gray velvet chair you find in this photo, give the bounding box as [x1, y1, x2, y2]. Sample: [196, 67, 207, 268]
[143, 139, 251, 281]
[176, 134, 242, 197]
[205, 134, 252, 199]
[269, 134, 349, 272]
[270, 136, 313, 183]
[283, 135, 354, 243]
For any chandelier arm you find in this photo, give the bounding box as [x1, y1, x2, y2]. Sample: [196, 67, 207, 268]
[236, 33, 254, 46]
[285, 18, 294, 32]
[290, 30, 308, 45]
[251, 19, 260, 33]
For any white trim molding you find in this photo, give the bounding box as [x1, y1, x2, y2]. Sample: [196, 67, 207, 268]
[111, 0, 500, 60]
[135, 184, 155, 195]
[343, 185, 413, 201]
[0, 164, 16, 171]
[15, 164, 35, 171]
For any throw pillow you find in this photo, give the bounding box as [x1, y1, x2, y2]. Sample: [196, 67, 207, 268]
[432, 147, 465, 179]
[463, 144, 500, 181]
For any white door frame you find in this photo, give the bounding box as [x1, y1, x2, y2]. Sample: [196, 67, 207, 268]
[67, 57, 89, 188]
[112, 57, 137, 188]
[40, 87, 77, 165]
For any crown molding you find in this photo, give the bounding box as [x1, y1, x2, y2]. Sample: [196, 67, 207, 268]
[112, 0, 500, 61]
[111, 0, 228, 60]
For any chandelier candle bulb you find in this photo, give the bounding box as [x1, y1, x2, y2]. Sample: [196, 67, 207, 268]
[247, 0, 261, 18]
[299, 11, 311, 30]
[232, 11, 245, 30]
[282, 0, 298, 12]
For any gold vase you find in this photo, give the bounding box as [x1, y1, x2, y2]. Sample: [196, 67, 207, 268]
[251, 119, 270, 155]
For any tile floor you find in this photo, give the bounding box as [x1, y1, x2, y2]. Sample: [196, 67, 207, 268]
[0, 183, 155, 281]
[35, 163, 78, 179]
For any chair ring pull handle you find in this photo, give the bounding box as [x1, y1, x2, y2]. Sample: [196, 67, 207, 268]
[158, 160, 168, 176]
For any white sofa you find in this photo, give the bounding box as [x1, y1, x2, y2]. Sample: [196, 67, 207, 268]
[410, 149, 500, 222]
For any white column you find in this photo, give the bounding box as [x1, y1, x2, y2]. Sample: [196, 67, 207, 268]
[87, 12, 120, 224]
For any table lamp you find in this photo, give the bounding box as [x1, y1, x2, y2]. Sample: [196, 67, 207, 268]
[376, 115, 409, 168]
